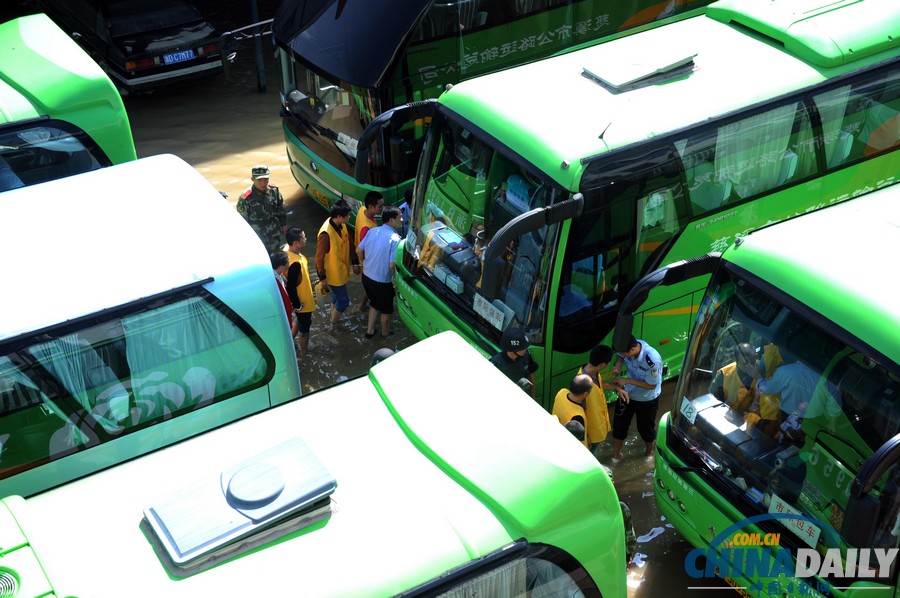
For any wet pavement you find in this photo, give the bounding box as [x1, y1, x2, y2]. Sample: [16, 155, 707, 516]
[4, 1, 734, 594]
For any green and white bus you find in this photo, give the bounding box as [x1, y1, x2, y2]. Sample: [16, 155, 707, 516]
[613, 183, 900, 597]
[364, 0, 900, 409]
[0, 13, 136, 193]
[273, 0, 712, 216]
[0, 154, 300, 498]
[0, 331, 626, 597]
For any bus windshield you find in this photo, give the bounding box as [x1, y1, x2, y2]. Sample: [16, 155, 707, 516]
[282, 64, 373, 179]
[672, 265, 900, 563]
[0, 13, 136, 192]
[0, 122, 103, 192]
[406, 114, 566, 342]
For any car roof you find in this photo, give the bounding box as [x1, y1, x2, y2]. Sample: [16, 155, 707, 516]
[0, 154, 267, 343]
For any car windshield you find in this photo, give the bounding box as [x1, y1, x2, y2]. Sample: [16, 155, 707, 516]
[109, 0, 203, 36]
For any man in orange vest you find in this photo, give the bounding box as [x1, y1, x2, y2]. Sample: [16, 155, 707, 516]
[552, 375, 594, 448]
[709, 342, 760, 414]
[352, 191, 384, 315]
[316, 199, 360, 330]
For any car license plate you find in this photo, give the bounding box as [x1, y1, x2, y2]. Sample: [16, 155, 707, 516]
[163, 49, 195, 65]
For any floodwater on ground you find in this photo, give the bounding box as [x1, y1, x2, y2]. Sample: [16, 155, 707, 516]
[3, 0, 734, 591]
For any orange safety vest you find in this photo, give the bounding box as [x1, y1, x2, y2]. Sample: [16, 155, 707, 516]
[718, 362, 756, 413]
[552, 388, 589, 448]
[355, 209, 377, 246]
[578, 366, 612, 444]
[318, 219, 351, 286]
[287, 250, 315, 314]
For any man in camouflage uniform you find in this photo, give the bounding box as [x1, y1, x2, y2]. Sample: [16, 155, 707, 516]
[236, 165, 286, 253]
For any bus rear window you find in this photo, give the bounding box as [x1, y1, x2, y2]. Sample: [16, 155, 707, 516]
[0, 294, 271, 478]
[0, 122, 104, 192]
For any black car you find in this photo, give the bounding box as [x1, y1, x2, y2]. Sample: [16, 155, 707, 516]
[38, 0, 225, 94]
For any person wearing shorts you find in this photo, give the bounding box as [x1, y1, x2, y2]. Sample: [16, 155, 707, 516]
[356, 206, 403, 338]
[315, 199, 359, 330]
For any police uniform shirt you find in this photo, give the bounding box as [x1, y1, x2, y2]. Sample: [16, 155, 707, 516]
[622, 340, 662, 402]
[489, 350, 538, 384]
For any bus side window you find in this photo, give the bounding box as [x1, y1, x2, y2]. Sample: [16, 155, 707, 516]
[859, 82, 900, 160]
[713, 102, 800, 201]
[680, 136, 731, 213]
[814, 69, 900, 169]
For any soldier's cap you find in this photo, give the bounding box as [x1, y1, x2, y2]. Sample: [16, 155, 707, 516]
[251, 165, 270, 179]
[500, 327, 529, 352]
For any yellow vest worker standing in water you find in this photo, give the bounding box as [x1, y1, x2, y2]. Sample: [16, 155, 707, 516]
[286, 227, 315, 355]
[552, 374, 595, 448]
[316, 199, 359, 330]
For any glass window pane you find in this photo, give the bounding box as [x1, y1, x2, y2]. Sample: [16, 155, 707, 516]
[437, 556, 589, 597]
[0, 294, 268, 478]
[814, 67, 900, 169]
[0, 124, 102, 192]
[675, 268, 900, 557]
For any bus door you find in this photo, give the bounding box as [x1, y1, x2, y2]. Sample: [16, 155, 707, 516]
[547, 143, 690, 395]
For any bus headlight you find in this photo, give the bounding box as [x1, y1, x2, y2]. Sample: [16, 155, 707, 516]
[657, 477, 666, 490]
[667, 489, 676, 501]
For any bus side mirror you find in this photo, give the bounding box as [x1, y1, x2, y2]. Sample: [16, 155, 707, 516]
[389, 136, 407, 182]
[842, 493, 880, 548]
[613, 313, 634, 353]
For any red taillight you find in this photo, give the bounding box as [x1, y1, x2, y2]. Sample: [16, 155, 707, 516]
[197, 44, 218, 56]
[125, 57, 158, 71]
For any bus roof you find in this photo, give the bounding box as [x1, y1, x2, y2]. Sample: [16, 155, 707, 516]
[273, 0, 429, 88]
[728, 184, 900, 363]
[0, 154, 267, 343]
[0, 14, 121, 125]
[13, 331, 618, 596]
[439, 1, 900, 189]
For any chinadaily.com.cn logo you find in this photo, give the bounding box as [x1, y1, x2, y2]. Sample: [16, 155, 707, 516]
[683, 513, 898, 596]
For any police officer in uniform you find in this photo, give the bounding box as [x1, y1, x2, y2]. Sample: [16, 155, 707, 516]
[236, 165, 286, 253]
[610, 335, 663, 461]
[489, 327, 538, 398]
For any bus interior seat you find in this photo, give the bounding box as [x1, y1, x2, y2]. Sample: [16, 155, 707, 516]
[827, 130, 854, 168]
[777, 149, 798, 184]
